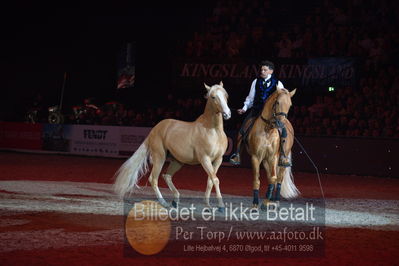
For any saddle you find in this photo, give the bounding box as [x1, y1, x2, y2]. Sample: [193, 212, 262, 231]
[241, 115, 285, 145]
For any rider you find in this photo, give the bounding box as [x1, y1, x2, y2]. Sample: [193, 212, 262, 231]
[229, 60, 291, 167]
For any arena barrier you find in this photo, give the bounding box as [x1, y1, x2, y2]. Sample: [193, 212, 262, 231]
[1, 122, 397, 178]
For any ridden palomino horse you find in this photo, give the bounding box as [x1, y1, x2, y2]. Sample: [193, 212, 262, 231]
[113, 82, 231, 211]
[246, 88, 300, 210]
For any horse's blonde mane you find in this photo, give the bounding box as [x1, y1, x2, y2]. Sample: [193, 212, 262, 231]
[261, 88, 292, 117]
[269, 88, 291, 101]
[265, 89, 281, 104]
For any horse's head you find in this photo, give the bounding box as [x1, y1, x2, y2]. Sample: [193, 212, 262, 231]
[273, 88, 297, 119]
[204, 81, 231, 120]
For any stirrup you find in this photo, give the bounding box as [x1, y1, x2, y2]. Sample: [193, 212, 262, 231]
[278, 155, 292, 167]
[229, 153, 241, 165]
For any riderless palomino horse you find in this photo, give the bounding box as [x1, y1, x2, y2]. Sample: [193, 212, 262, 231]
[113, 82, 231, 211]
[246, 88, 299, 210]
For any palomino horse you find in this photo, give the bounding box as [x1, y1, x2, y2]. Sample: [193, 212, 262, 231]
[246, 88, 299, 210]
[113, 82, 231, 211]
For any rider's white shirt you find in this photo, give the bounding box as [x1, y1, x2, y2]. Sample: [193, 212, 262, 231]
[242, 74, 284, 111]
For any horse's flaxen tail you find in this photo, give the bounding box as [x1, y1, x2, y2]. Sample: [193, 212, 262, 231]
[113, 140, 151, 198]
[280, 152, 300, 199]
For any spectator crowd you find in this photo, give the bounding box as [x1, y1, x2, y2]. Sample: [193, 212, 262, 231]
[21, 0, 399, 139]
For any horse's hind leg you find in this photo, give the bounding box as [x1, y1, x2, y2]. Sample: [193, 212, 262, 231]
[274, 166, 285, 202]
[275, 125, 294, 201]
[163, 159, 183, 207]
[149, 150, 167, 207]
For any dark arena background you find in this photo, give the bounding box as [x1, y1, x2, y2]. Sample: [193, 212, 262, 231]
[1, 1, 399, 265]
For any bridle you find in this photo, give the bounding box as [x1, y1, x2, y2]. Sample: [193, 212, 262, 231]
[272, 101, 288, 119]
[260, 96, 288, 125]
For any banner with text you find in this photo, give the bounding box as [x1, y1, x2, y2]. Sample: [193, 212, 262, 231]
[42, 124, 153, 158]
[67, 125, 120, 157]
[174, 57, 357, 93]
[118, 126, 152, 156]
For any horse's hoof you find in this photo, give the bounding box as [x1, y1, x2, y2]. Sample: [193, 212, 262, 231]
[265, 202, 278, 211]
[203, 207, 211, 213]
[260, 200, 278, 211]
[171, 200, 178, 208]
[260, 203, 267, 211]
[218, 207, 225, 213]
[251, 205, 259, 213]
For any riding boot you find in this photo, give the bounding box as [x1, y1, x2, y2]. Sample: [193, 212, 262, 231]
[229, 134, 243, 165]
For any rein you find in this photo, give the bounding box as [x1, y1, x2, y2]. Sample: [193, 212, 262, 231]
[260, 99, 288, 125]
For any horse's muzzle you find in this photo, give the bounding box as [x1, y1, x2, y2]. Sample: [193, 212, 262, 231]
[222, 112, 231, 120]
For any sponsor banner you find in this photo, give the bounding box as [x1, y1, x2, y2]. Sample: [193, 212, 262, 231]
[0, 122, 43, 150]
[174, 57, 357, 93]
[118, 127, 152, 156]
[67, 125, 120, 157]
[41, 124, 152, 158]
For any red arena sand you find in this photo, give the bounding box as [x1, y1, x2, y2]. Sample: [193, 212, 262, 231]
[0, 151, 398, 265]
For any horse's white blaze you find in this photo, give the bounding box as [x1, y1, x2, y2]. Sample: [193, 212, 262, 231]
[216, 89, 231, 119]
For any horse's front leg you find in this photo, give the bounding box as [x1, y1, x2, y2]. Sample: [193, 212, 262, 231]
[204, 156, 223, 208]
[199, 156, 225, 212]
[251, 155, 261, 209]
[261, 153, 279, 211]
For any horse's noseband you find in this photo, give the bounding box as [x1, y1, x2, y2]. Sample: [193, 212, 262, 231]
[272, 101, 288, 119]
[260, 100, 288, 127]
[274, 112, 287, 118]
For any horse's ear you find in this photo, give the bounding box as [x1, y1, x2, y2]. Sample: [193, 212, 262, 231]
[204, 83, 211, 91]
[290, 88, 297, 97]
[219, 81, 224, 87]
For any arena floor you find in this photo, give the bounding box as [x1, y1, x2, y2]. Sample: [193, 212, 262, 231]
[0, 151, 398, 265]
